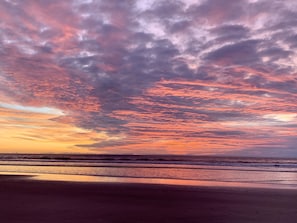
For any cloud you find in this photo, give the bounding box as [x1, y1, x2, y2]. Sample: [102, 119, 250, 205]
[209, 24, 250, 43]
[1, 0, 297, 156]
[187, 0, 247, 25]
[204, 40, 260, 66]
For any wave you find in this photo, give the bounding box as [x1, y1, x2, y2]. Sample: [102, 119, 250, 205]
[0, 154, 296, 169]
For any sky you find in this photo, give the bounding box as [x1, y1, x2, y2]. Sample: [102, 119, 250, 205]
[1, 0, 297, 157]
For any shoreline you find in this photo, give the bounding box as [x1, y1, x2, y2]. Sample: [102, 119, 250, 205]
[1, 171, 297, 190]
[0, 175, 297, 223]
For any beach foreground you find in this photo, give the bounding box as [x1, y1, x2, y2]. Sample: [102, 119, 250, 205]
[0, 175, 296, 223]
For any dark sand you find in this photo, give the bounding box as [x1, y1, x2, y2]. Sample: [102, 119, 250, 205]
[0, 175, 296, 223]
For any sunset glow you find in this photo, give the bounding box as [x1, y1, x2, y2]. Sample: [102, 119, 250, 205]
[1, 0, 297, 157]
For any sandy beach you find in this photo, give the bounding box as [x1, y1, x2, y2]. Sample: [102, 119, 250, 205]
[0, 175, 296, 223]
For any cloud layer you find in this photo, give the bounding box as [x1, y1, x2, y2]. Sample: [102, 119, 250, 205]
[1, 0, 297, 156]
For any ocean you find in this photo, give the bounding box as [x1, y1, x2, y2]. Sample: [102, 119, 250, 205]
[0, 154, 296, 189]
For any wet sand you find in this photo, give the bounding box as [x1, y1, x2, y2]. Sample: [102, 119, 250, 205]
[0, 175, 296, 223]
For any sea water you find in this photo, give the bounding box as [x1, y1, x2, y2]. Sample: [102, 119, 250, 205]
[0, 154, 296, 189]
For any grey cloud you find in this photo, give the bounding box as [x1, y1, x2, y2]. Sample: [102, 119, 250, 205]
[204, 40, 260, 65]
[75, 112, 128, 134]
[76, 139, 135, 149]
[143, 0, 185, 19]
[259, 47, 292, 62]
[187, 0, 246, 24]
[224, 136, 297, 158]
[169, 20, 191, 33]
[265, 80, 297, 94]
[285, 34, 297, 48]
[204, 130, 246, 137]
[210, 24, 250, 42]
